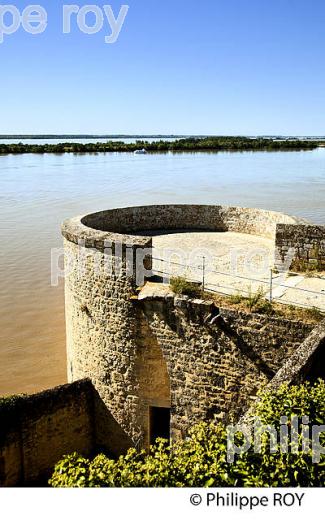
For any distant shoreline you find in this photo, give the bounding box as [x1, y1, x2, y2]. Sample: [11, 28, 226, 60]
[0, 136, 324, 155]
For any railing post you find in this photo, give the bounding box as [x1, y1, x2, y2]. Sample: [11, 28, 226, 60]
[270, 268, 273, 303]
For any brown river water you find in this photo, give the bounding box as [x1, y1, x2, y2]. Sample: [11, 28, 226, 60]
[1, 149, 325, 396]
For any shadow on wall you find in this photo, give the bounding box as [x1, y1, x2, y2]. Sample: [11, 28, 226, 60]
[0, 380, 133, 487]
[93, 386, 133, 457]
[304, 338, 325, 382]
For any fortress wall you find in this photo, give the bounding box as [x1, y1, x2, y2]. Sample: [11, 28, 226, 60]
[3, 205, 320, 486]
[81, 204, 301, 239]
[0, 380, 94, 486]
[264, 321, 325, 391]
[62, 205, 318, 448]
[64, 248, 313, 448]
[65, 204, 323, 271]
[0, 380, 133, 486]
[64, 238, 152, 445]
[64, 235, 171, 449]
[275, 224, 325, 270]
[133, 314, 171, 449]
[239, 321, 325, 430]
[82, 205, 227, 233]
[139, 297, 313, 438]
[221, 207, 300, 239]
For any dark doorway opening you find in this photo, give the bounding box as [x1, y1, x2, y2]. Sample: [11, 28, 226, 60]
[149, 407, 170, 445]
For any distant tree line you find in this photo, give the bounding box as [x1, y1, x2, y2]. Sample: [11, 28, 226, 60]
[0, 137, 323, 155]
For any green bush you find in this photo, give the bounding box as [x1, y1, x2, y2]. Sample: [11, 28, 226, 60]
[49, 381, 325, 488]
[291, 257, 323, 274]
[229, 287, 274, 314]
[169, 276, 201, 297]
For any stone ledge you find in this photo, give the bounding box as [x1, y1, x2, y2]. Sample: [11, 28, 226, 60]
[62, 215, 152, 250]
[62, 204, 307, 252]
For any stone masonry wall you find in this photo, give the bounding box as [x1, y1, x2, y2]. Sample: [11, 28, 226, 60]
[64, 238, 153, 446]
[65, 242, 313, 446]
[0, 380, 93, 486]
[134, 313, 171, 448]
[62, 205, 318, 449]
[65, 204, 325, 271]
[263, 320, 325, 391]
[0, 379, 133, 487]
[138, 295, 313, 439]
[81, 204, 302, 240]
[239, 321, 325, 430]
[275, 224, 325, 270]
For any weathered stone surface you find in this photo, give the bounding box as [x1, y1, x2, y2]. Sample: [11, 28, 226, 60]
[62, 205, 323, 447]
[0, 379, 132, 486]
[263, 320, 325, 389]
[138, 296, 313, 435]
[63, 204, 305, 243]
[275, 224, 325, 269]
[238, 321, 325, 430]
[63, 204, 324, 268]
[0, 380, 93, 486]
[63, 231, 313, 446]
[3, 204, 323, 487]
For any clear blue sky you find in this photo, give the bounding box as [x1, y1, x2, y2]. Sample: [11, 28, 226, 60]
[1, 0, 325, 135]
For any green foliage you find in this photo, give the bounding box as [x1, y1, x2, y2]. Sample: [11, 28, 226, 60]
[229, 287, 273, 314]
[291, 257, 324, 274]
[170, 276, 200, 297]
[0, 136, 321, 155]
[254, 380, 325, 425]
[253, 299, 274, 314]
[284, 304, 323, 323]
[243, 380, 325, 487]
[49, 453, 91, 488]
[50, 381, 325, 488]
[228, 293, 244, 304]
[216, 291, 323, 323]
[246, 286, 267, 311]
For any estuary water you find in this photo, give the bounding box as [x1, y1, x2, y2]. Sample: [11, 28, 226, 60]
[1, 148, 325, 395]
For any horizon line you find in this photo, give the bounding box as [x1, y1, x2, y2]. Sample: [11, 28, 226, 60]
[1, 134, 325, 139]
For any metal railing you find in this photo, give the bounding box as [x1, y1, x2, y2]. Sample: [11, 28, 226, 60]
[151, 255, 325, 311]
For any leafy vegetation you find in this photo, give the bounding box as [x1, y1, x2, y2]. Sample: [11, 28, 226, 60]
[0, 137, 323, 155]
[213, 289, 323, 323]
[168, 279, 323, 323]
[229, 286, 273, 313]
[291, 257, 325, 274]
[50, 380, 325, 488]
[169, 276, 201, 297]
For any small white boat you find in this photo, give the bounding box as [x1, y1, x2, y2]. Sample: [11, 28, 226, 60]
[134, 148, 147, 155]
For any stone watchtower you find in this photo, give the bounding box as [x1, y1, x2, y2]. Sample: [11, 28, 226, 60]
[61, 208, 157, 448]
[62, 204, 320, 449]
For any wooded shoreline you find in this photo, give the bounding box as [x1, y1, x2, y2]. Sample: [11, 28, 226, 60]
[0, 137, 324, 155]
